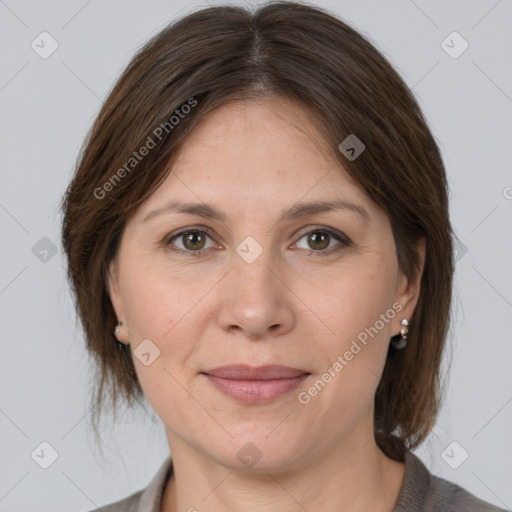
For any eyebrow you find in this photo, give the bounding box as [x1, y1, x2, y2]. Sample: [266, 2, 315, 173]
[142, 199, 370, 224]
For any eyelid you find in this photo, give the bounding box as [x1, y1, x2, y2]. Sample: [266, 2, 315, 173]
[166, 225, 217, 239]
[292, 224, 349, 243]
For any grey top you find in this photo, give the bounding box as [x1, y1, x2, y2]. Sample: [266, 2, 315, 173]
[89, 450, 507, 512]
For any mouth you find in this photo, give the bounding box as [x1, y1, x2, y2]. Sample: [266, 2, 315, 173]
[200, 364, 311, 404]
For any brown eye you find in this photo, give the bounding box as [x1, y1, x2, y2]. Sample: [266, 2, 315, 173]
[293, 228, 350, 256]
[182, 231, 207, 250]
[307, 231, 330, 250]
[166, 228, 216, 254]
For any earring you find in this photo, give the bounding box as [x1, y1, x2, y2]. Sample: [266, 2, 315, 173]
[114, 321, 125, 350]
[390, 318, 409, 350]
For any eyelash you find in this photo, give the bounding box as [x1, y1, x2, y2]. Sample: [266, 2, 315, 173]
[163, 225, 351, 258]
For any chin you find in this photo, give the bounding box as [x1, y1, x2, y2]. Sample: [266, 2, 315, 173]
[205, 428, 309, 474]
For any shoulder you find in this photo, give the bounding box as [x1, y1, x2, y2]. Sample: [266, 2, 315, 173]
[397, 449, 507, 512]
[427, 472, 507, 512]
[85, 489, 143, 512]
[84, 455, 173, 512]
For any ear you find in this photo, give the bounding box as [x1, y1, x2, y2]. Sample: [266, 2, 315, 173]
[392, 236, 426, 336]
[107, 258, 129, 343]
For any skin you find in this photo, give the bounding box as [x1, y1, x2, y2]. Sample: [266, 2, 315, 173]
[108, 96, 426, 512]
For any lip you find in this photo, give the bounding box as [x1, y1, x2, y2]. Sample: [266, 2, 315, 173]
[201, 364, 310, 404]
[203, 364, 309, 380]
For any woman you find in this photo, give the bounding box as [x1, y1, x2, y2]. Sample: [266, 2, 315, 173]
[60, 2, 506, 511]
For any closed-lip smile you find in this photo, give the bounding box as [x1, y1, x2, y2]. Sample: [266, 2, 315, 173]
[201, 364, 311, 404]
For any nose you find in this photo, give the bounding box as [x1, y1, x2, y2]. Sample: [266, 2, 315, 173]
[216, 249, 296, 341]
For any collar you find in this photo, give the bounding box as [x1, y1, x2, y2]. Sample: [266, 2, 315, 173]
[133, 449, 431, 512]
[136, 454, 173, 512]
[392, 449, 431, 511]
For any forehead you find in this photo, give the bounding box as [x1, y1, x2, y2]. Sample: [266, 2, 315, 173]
[136, 98, 375, 221]
[173, 97, 334, 174]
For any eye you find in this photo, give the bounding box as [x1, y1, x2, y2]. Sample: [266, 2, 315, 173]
[165, 227, 217, 256]
[164, 226, 350, 258]
[292, 227, 350, 256]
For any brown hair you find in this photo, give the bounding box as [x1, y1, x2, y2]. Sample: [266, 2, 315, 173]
[60, 1, 454, 459]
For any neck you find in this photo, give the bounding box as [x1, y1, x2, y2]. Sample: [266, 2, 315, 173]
[160, 431, 405, 512]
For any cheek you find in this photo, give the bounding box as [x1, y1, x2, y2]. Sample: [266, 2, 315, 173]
[120, 270, 198, 418]
[122, 279, 172, 338]
[300, 264, 396, 403]
[119, 255, 199, 339]
[118, 258, 208, 381]
[309, 265, 396, 344]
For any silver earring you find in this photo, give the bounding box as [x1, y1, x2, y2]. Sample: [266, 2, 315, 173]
[114, 321, 126, 350]
[390, 318, 409, 350]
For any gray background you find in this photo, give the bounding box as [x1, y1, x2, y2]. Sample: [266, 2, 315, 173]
[1, 0, 511, 510]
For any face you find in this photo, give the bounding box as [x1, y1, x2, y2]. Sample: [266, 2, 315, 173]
[108, 97, 425, 472]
